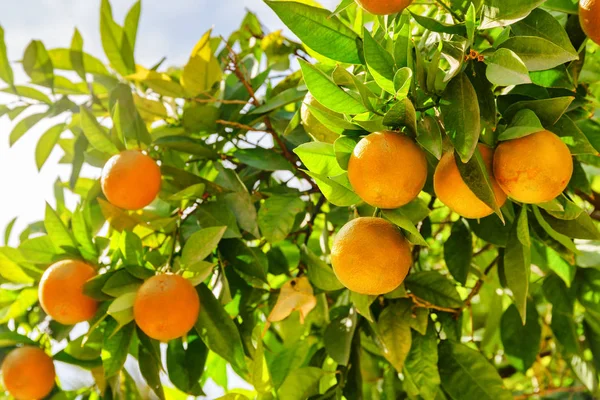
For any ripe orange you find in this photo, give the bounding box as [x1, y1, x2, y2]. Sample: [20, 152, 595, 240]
[434, 144, 507, 219]
[39, 260, 98, 325]
[493, 130, 573, 204]
[2, 347, 55, 400]
[133, 274, 200, 342]
[580, 0, 600, 45]
[348, 131, 427, 209]
[331, 217, 411, 295]
[101, 150, 161, 210]
[355, 0, 413, 15]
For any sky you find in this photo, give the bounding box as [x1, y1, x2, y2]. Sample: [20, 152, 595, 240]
[0, 0, 337, 246]
[0, 0, 336, 397]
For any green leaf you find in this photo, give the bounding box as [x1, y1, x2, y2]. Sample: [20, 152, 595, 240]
[498, 36, 578, 72]
[249, 327, 273, 394]
[265, 1, 361, 64]
[457, 147, 504, 221]
[44, 203, 77, 252]
[444, 220, 472, 285]
[251, 87, 307, 115]
[23, 40, 54, 89]
[480, 0, 546, 29]
[501, 302, 541, 371]
[195, 284, 247, 375]
[438, 341, 512, 400]
[167, 336, 207, 396]
[377, 300, 413, 372]
[139, 344, 165, 400]
[485, 48, 531, 86]
[334, 136, 357, 170]
[194, 202, 241, 239]
[36, 123, 66, 171]
[19, 235, 59, 264]
[405, 271, 462, 308]
[410, 12, 467, 35]
[363, 29, 396, 94]
[4, 217, 16, 246]
[0, 331, 36, 347]
[181, 226, 227, 270]
[299, 60, 367, 115]
[305, 170, 361, 207]
[181, 30, 223, 96]
[80, 106, 120, 155]
[543, 274, 579, 353]
[0, 289, 38, 324]
[405, 325, 441, 400]
[294, 142, 345, 176]
[215, 165, 259, 238]
[532, 206, 577, 253]
[382, 208, 428, 246]
[544, 210, 600, 240]
[301, 244, 344, 291]
[48, 48, 110, 76]
[350, 292, 376, 322]
[102, 319, 135, 378]
[498, 109, 544, 141]
[219, 239, 268, 284]
[124, 1, 141, 53]
[0, 26, 14, 85]
[258, 195, 305, 244]
[383, 97, 417, 135]
[503, 96, 574, 126]
[504, 206, 531, 324]
[441, 72, 481, 162]
[277, 367, 325, 400]
[530, 65, 575, 89]
[324, 306, 357, 365]
[154, 136, 217, 159]
[100, 0, 135, 75]
[417, 115, 443, 159]
[0, 250, 33, 283]
[234, 148, 292, 171]
[72, 209, 98, 260]
[551, 115, 598, 155]
[1, 86, 52, 104]
[9, 112, 48, 146]
[511, 8, 577, 56]
[110, 84, 151, 146]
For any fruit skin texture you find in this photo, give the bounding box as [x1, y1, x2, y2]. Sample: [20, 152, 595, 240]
[331, 217, 411, 295]
[580, 0, 600, 45]
[348, 131, 427, 209]
[300, 93, 340, 144]
[134, 274, 200, 342]
[355, 0, 413, 15]
[2, 346, 55, 400]
[39, 260, 98, 325]
[493, 130, 573, 204]
[434, 144, 507, 219]
[101, 150, 161, 210]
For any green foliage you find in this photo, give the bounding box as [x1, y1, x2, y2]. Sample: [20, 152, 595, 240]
[0, 0, 600, 398]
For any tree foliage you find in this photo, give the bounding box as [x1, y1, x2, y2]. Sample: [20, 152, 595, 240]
[1, 0, 600, 399]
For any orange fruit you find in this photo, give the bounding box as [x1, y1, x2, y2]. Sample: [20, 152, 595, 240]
[134, 274, 200, 342]
[493, 130, 573, 204]
[331, 217, 411, 295]
[355, 0, 413, 15]
[39, 260, 98, 325]
[101, 150, 161, 210]
[434, 144, 507, 219]
[2, 347, 55, 400]
[580, 0, 600, 45]
[348, 131, 428, 209]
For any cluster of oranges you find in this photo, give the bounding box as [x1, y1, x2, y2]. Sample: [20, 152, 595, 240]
[1, 150, 202, 400]
[331, 130, 573, 295]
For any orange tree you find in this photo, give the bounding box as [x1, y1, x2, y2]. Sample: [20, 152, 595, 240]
[1, 0, 600, 399]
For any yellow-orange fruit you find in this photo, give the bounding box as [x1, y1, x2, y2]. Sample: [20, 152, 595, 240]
[101, 150, 161, 210]
[134, 274, 200, 342]
[331, 217, 411, 295]
[580, 0, 600, 45]
[2, 347, 55, 400]
[39, 260, 98, 325]
[355, 0, 413, 15]
[493, 130, 573, 204]
[434, 144, 507, 219]
[348, 131, 427, 209]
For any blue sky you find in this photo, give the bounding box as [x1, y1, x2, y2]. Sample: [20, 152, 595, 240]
[0, 0, 336, 245]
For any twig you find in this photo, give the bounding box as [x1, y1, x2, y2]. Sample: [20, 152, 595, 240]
[513, 386, 588, 400]
[461, 255, 500, 310]
[434, 0, 463, 22]
[192, 97, 249, 105]
[408, 293, 460, 314]
[576, 189, 600, 221]
[216, 119, 269, 132]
